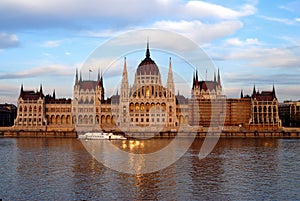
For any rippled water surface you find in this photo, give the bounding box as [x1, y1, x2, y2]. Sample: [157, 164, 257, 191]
[0, 137, 299, 200]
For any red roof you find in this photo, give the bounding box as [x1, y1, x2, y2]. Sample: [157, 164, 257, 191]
[20, 91, 42, 100]
[79, 81, 98, 90]
[136, 57, 160, 76]
[254, 91, 275, 101]
[197, 81, 218, 91]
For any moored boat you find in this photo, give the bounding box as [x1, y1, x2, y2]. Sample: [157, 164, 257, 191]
[78, 131, 127, 140]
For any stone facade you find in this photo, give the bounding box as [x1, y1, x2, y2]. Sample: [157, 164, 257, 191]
[0, 103, 17, 127]
[12, 43, 283, 132]
[14, 85, 47, 130]
[279, 101, 300, 127]
[45, 92, 73, 131]
[118, 46, 178, 132]
[248, 86, 281, 130]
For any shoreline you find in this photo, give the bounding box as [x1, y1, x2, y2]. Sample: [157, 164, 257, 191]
[1, 130, 300, 138]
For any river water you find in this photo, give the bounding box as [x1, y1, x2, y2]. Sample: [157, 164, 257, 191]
[0, 137, 299, 200]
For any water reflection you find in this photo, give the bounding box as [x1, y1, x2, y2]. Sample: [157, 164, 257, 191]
[81, 138, 192, 174]
[0, 138, 299, 200]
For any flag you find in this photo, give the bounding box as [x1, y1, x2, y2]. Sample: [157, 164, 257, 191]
[89, 69, 92, 72]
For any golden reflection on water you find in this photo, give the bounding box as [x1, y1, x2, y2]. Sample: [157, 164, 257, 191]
[109, 138, 173, 154]
[1, 137, 298, 200]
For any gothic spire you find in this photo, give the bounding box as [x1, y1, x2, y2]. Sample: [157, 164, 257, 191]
[272, 85, 276, 99]
[53, 89, 56, 99]
[20, 84, 24, 97]
[39, 84, 43, 98]
[40, 84, 43, 94]
[167, 57, 175, 95]
[80, 71, 82, 82]
[217, 68, 221, 86]
[195, 69, 199, 87]
[214, 72, 216, 82]
[252, 84, 257, 98]
[240, 89, 244, 99]
[75, 68, 78, 85]
[146, 39, 150, 58]
[120, 57, 129, 100]
[98, 68, 100, 81]
[100, 73, 104, 100]
[192, 72, 195, 90]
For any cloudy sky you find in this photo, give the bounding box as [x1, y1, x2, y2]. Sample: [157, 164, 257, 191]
[0, 0, 299, 104]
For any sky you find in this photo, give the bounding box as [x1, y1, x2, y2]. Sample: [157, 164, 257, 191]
[0, 0, 299, 104]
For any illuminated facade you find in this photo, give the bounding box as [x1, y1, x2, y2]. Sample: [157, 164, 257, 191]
[12, 43, 282, 132]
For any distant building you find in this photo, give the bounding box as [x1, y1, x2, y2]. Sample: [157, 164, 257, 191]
[72, 68, 105, 132]
[45, 91, 73, 131]
[0, 103, 17, 127]
[189, 69, 225, 127]
[14, 85, 72, 131]
[279, 101, 300, 127]
[14, 85, 47, 130]
[248, 85, 281, 130]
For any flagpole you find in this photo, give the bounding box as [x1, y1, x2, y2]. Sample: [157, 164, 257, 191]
[89, 69, 91, 81]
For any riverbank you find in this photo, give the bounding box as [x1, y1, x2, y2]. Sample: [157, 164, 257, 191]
[1, 130, 77, 138]
[1, 130, 300, 138]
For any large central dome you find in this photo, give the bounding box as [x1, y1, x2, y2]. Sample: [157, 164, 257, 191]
[136, 43, 160, 76]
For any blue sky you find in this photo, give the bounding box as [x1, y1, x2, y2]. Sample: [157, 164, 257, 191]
[0, 0, 299, 104]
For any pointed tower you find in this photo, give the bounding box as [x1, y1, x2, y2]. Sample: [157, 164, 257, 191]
[272, 85, 276, 99]
[120, 57, 129, 100]
[100, 74, 105, 101]
[39, 84, 43, 98]
[75, 68, 78, 85]
[20, 84, 24, 98]
[217, 68, 221, 86]
[252, 85, 256, 98]
[120, 57, 130, 128]
[216, 68, 222, 95]
[214, 72, 216, 83]
[97, 68, 100, 81]
[146, 38, 150, 59]
[195, 70, 199, 89]
[167, 57, 175, 97]
[79, 71, 82, 82]
[53, 89, 56, 99]
[96, 68, 104, 104]
[192, 72, 195, 90]
[240, 90, 244, 99]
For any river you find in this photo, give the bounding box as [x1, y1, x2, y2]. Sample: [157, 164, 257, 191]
[0, 137, 299, 200]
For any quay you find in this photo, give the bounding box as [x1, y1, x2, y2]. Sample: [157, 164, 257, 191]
[1, 127, 300, 138]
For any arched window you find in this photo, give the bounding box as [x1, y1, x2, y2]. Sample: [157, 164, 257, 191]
[135, 103, 140, 111]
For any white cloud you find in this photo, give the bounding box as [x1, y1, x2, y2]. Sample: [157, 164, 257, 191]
[43, 40, 61, 48]
[225, 37, 260, 46]
[0, 0, 256, 31]
[295, 18, 300, 22]
[0, 64, 74, 79]
[184, 1, 256, 19]
[224, 46, 300, 68]
[152, 20, 243, 45]
[260, 15, 295, 25]
[0, 32, 20, 49]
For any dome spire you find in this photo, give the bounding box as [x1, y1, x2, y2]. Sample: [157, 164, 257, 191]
[146, 38, 150, 58]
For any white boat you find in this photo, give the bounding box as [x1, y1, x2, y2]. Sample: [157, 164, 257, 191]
[78, 131, 127, 140]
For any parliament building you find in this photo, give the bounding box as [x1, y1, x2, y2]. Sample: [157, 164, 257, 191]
[13, 43, 282, 133]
